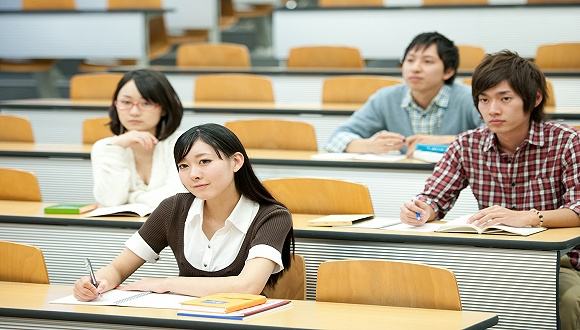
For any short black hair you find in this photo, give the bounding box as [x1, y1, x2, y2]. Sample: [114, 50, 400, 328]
[472, 50, 546, 123]
[109, 69, 183, 140]
[173, 123, 294, 287]
[402, 32, 459, 84]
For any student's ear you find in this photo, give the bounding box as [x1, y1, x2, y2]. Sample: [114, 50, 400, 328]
[534, 90, 543, 107]
[443, 68, 455, 82]
[231, 152, 244, 173]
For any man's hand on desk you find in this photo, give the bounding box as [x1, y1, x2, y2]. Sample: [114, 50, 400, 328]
[346, 131, 405, 153]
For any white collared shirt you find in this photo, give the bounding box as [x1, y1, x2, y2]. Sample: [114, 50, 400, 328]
[126, 195, 284, 273]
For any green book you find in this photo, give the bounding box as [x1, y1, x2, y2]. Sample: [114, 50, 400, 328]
[44, 203, 97, 215]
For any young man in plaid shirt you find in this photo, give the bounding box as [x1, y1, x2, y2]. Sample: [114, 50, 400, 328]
[400, 50, 580, 330]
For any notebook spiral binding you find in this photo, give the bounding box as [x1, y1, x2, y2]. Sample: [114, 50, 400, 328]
[114, 291, 151, 305]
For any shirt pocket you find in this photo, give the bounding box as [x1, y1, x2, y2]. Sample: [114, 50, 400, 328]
[526, 176, 561, 209]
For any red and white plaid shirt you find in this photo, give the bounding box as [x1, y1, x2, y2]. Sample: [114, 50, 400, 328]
[418, 120, 580, 219]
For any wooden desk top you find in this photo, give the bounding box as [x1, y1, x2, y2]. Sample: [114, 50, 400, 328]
[1, 201, 578, 251]
[0, 282, 498, 330]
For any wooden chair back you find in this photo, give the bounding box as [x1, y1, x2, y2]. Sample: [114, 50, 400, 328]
[316, 259, 462, 310]
[463, 77, 556, 107]
[322, 75, 401, 105]
[195, 74, 274, 102]
[287, 46, 365, 69]
[457, 45, 485, 71]
[0, 241, 49, 284]
[262, 255, 306, 300]
[108, 0, 161, 8]
[69, 73, 123, 101]
[176, 43, 251, 68]
[262, 178, 374, 214]
[225, 119, 317, 151]
[535, 43, 580, 70]
[319, 0, 383, 7]
[423, 0, 487, 5]
[0, 114, 34, 143]
[0, 168, 42, 202]
[22, 0, 75, 10]
[83, 117, 113, 144]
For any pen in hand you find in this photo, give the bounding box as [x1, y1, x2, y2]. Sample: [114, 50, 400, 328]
[415, 211, 422, 222]
[85, 258, 100, 293]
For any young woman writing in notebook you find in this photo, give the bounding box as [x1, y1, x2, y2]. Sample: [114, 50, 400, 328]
[74, 124, 294, 300]
[91, 69, 184, 208]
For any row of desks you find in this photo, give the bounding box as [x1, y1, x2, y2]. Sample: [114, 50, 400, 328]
[110, 66, 580, 107]
[0, 142, 479, 220]
[273, 3, 580, 60]
[1, 99, 578, 147]
[1, 201, 578, 329]
[0, 282, 498, 329]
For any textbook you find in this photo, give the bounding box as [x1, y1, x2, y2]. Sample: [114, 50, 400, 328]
[50, 289, 191, 309]
[177, 299, 291, 320]
[44, 203, 97, 214]
[307, 214, 374, 227]
[413, 144, 449, 163]
[180, 293, 267, 314]
[435, 214, 547, 236]
[85, 203, 153, 217]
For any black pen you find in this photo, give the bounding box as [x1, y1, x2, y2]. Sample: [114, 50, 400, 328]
[85, 258, 98, 288]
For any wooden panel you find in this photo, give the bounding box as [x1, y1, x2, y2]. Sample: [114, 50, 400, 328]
[288, 46, 365, 69]
[0, 115, 34, 143]
[0, 241, 49, 284]
[0, 168, 42, 202]
[322, 75, 400, 105]
[194, 74, 274, 102]
[225, 119, 317, 151]
[69, 73, 123, 101]
[176, 43, 250, 68]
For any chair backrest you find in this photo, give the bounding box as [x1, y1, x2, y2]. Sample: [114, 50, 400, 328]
[322, 75, 401, 105]
[423, 0, 487, 5]
[83, 117, 113, 144]
[262, 178, 374, 214]
[319, 0, 384, 7]
[0, 241, 49, 284]
[22, 0, 75, 10]
[69, 73, 123, 101]
[225, 119, 317, 151]
[463, 77, 556, 107]
[0, 114, 34, 143]
[195, 74, 274, 102]
[176, 43, 251, 68]
[0, 168, 42, 202]
[457, 45, 485, 71]
[535, 43, 580, 70]
[316, 259, 462, 310]
[262, 254, 306, 300]
[108, 0, 161, 8]
[287, 46, 365, 69]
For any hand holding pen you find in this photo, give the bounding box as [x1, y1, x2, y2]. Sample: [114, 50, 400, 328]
[400, 198, 435, 226]
[72, 258, 105, 301]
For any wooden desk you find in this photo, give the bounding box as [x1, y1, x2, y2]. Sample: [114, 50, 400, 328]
[0, 202, 576, 329]
[110, 66, 580, 108]
[1, 99, 578, 146]
[0, 9, 165, 66]
[273, 4, 580, 60]
[0, 142, 482, 219]
[0, 282, 498, 330]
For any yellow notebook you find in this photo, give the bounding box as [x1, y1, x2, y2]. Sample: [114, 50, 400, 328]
[180, 293, 267, 313]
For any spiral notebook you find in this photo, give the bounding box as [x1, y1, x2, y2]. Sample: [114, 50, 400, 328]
[50, 289, 191, 309]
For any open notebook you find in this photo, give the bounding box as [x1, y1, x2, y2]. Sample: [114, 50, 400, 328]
[50, 289, 191, 309]
[435, 214, 547, 236]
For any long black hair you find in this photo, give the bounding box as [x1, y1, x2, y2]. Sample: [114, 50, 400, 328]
[174, 123, 294, 287]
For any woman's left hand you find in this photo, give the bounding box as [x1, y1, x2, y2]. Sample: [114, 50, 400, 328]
[468, 205, 535, 228]
[121, 278, 169, 293]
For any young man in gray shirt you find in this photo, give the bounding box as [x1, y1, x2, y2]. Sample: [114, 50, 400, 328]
[326, 32, 482, 156]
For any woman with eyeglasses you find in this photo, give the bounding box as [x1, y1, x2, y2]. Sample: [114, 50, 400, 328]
[91, 69, 184, 208]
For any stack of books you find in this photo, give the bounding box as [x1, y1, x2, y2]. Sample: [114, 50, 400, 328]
[178, 293, 290, 320]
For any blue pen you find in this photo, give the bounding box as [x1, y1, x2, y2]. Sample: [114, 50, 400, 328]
[415, 211, 422, 222]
